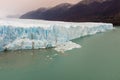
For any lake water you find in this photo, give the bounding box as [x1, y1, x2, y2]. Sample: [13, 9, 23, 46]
[0, 27, 120, 80]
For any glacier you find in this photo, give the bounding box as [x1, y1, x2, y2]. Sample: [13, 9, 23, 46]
[0, 19, 113, 52]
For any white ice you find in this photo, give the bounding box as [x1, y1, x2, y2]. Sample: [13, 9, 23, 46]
[0, 19, 113, 52]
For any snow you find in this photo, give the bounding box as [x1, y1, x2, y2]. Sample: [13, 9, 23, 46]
[0, 19, 113, 52]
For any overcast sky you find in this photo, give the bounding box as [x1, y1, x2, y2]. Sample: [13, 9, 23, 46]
[0, 0, 81, 18]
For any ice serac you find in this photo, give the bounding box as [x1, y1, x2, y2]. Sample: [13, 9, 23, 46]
[0, 19, 113, 52]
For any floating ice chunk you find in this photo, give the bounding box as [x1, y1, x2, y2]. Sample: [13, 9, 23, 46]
[54, 41, 81, 52]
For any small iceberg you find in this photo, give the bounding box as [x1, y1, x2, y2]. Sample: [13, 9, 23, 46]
[54, 41, 81, 52]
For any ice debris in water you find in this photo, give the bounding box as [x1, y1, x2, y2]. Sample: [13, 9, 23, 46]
[54, 41, 81, 52]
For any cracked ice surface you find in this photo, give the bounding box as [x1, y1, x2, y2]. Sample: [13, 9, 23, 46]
[0, 19, 113, 52]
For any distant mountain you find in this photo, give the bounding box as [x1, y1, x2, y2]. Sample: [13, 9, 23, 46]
[21, 3, 72, 20]
[20, 0, 120, 25]
[7, 14, 20, 18]
[80, 0, 109, 4]
[21, 8, 47, 19]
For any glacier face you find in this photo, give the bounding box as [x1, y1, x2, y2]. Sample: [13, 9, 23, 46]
[0, 19, 113, 52]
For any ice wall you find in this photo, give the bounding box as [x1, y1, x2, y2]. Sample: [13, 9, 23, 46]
[0, 19, 113, 51]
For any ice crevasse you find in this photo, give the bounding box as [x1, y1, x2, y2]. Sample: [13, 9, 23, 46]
[0, 19, 113, 52]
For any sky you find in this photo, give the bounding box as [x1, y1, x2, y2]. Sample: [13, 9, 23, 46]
[0, 0, 81, 18]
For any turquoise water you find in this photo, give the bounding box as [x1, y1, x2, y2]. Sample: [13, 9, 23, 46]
[0, 27, 120, 80]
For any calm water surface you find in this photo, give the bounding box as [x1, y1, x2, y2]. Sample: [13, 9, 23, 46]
[0, 27, 120, 80]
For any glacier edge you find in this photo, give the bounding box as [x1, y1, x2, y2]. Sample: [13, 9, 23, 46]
[0, 19, 113, 52]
